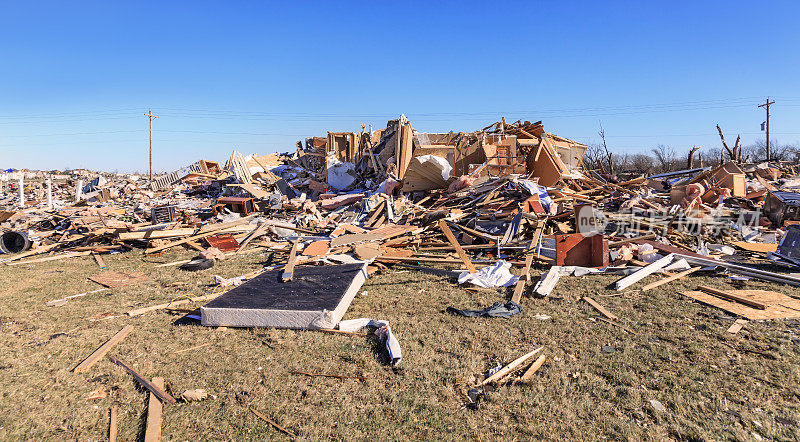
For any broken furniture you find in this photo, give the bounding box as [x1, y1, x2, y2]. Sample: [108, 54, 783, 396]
[213, 197, 255, 216]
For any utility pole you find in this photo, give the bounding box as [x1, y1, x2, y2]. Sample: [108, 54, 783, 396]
[144, 109, 159, 181]
[758, 98, 775, 161]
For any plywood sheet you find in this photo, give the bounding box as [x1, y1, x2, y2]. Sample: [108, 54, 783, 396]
[680, 289, 800, 320]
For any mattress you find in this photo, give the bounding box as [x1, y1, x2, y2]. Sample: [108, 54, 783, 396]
[200, 262, 368, 329]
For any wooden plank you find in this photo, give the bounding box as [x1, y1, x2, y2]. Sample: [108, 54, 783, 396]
[480, 347, 543, 385]
[511, 229, 540, 304]
[236, 221, 270, 254]
[520, 355, 547, 381]
[731, 241, 778, 253]
[118, 228, 195, 240]
[107, 356, 176, 404]
[697, 285, 768, 310]
[73, 325, 134, 373]
[109, 405, 118, 442]
[583, 296, 618, 320]
[92, 252, 107, 269]
[127, 293, 221, 316]
[640, 266, 701, 291]
[144, 377, 164, 442]
[727, 318, 748, 334]
[282, 240, 299, 282]
[438, 219, 476, 273]
[144, 215, 255, 254]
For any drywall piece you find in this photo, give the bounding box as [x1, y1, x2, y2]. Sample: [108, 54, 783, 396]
[201, 263, 368, 329]
[533, 266, 562, 297]
[613, 253, 674, 290]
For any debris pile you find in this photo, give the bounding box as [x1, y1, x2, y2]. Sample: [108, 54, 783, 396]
[4, 115, 800, 432]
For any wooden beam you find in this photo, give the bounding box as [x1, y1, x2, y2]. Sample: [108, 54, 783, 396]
[73, 325, 134, 373]
[640, 266, 701, 291]
[697, 285, 768, 310]
[107, 356, 176, 404]
[282, 240, 299, 282]
[480, 347, 543, 385]
[92, 252, 107, 269]
[109, 405, 118, 442]
[126, 293, 220, 317]
[519, 354, 547, 381]
[235, 221, 270, 254]
[582, 296, 618, 320]
[614, 254, 674, 290]
[144, 377, 164, 442]
[438, 219, 476, 273]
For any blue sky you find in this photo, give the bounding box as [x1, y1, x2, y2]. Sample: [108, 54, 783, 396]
[1, 1, 799, 172]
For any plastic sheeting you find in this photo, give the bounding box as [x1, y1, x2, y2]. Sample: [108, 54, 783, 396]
[458, 260, 520, 288]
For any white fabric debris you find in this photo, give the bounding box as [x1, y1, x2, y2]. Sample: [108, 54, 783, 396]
[458, 260, 519, 288]
[338, 318, 402, 366]
[326, 156, 356, 190]
[415, 154, 452, 180]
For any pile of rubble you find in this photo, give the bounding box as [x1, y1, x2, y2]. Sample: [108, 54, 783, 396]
[4, 115, 800, 376]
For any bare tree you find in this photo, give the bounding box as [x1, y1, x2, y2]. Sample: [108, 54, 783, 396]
[598, 121, 614, 174]
[651, 144, 676, 173]
[687, 145, 701, 169]
[629, 154, 654, 174]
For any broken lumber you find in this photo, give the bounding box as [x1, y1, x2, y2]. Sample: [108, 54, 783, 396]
[127, 293, 220, 316]
[640, 266, 701, 291]
[282, 239, 299, 282]
[144, 377, 164, 442]
[73, 325, 134, 373]
[107, 356, 176, 405]
[438, 219, 476, 273]
[583, 296, 618, 320]
[250, 407, 297, 438]
[697, 285, 768, 310]
[727, 318, 749, 334]
[519, 354, 547, 381]
[480, 347, 543, 385]
[109, 405, 118, 442]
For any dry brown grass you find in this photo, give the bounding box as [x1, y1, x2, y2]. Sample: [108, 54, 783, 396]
[1, 248, 799, 440]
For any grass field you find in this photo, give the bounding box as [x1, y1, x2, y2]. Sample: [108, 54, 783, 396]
[1, 248, 799, 441]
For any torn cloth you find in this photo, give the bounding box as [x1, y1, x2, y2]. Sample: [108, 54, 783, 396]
[447, 302, 522, 319]
[338, 318, 402, 366]
[458, 260, 519, 288]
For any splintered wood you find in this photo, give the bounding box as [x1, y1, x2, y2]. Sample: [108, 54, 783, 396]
[438, 220, 476, 273]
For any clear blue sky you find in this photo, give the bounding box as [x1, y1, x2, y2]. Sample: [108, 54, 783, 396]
[1, 1, 799, 172]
